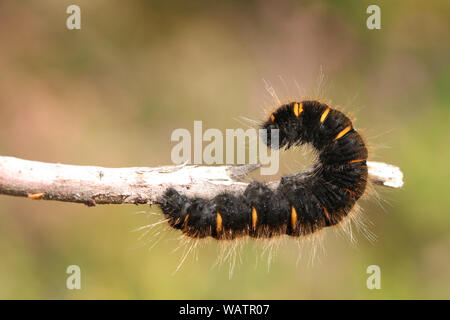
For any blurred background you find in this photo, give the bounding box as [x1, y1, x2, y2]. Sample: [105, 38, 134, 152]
[0, 0, 449, 299]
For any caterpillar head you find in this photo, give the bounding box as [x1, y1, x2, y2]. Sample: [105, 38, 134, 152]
[261, 102, 303, 150]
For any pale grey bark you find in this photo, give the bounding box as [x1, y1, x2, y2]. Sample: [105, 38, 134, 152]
[0, 156, 403, 206]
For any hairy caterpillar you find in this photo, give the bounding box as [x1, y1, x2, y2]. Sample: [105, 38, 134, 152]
[160, 100, 368, 240]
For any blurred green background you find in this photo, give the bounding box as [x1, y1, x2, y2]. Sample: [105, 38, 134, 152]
[0, 0, 449, 299]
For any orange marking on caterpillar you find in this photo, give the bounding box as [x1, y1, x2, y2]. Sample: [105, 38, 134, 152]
[184, 213, 190, 225]
[349, 159, 365, 164]
[320, 108, 330, 123]
[28, 193, 45, 200]
[345, 188, 356, 196]
[270, 114, 275, 122]
[293, 102, 303, 117]
[216, 212, 223, 233]
[251, 206, 258, 230]
[334, 125, 352, 141]
[322, 206, 331, 222]
[291, 206, 298, 229]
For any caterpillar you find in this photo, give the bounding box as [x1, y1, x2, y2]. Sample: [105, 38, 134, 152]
[160, 100, 368, 240]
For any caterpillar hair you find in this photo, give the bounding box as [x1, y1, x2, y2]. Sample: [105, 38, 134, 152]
[159, 100, 369, 241]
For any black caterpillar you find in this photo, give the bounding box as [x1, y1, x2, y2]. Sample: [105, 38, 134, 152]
[160, 100, 368, 240]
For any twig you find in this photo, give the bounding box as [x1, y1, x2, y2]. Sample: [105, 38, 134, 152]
[0, 156, 403, 207]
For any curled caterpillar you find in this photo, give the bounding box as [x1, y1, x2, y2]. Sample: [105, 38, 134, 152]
[160, 100, 368, 240]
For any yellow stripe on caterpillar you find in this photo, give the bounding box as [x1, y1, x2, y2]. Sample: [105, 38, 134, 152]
[334, 125, 352, 141]
[293, 102, 303, 117]
[251, 206, 258, 230]
[291, 206, 298, 230]
[216, 212, 223, 233]
[320, 108, 330, 123]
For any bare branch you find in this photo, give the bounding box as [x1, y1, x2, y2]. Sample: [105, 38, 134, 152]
[0, 156, 403, 206]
